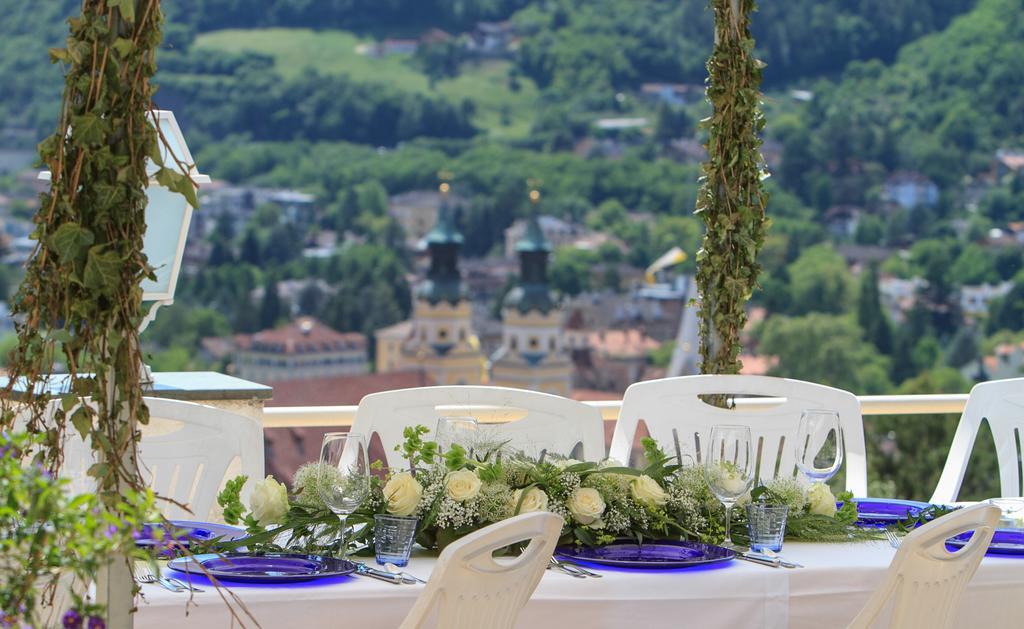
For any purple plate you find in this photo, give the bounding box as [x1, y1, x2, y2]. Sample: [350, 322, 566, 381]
[946, 529, 1024, 556]
[135, 520, 247, 550]
[167, 553, 357, 583]
[556, 541, 735, 569]
[847, 498, 931, 526]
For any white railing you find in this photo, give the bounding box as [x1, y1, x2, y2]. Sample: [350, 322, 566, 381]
[259, 393, 970, 428]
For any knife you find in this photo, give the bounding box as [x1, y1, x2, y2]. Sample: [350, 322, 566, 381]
[737, 552, 781, 568]
[355, 562, 405, 584]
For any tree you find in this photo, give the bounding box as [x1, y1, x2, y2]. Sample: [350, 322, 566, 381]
[259, 275, 283, 330]
[786, 245, 853, 315]
[856, 264, 892, 354]
[549, 248, 595, 296]
[986, 278, 1024, 334]
[653, 103, 693, 143]
[758, 313, 892, 394]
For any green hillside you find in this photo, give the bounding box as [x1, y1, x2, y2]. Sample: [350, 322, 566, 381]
[194, 28, 539, 138]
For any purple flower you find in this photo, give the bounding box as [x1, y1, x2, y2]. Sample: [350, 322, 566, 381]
[61, 609, 82, 629]
[87, 616, 105, 629]
[105, 524, 118, 539]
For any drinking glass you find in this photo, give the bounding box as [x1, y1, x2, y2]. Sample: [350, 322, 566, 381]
[434, 416, 479, 453]
[319, 432, 370, 560]
[704, 424, 754, 549]
[746, 503, 789, 553]
[374, 514, 419, 567]
[794, 410, 844, 483]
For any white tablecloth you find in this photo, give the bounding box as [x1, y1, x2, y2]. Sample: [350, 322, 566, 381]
[135, 541, 1024, 628]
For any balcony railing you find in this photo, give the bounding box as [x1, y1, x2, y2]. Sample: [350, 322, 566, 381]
[259, 393, 970, 428]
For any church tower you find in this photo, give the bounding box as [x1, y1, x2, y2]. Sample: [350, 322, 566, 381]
[401, 181, 484, 384]
[490, 190, 573, 395]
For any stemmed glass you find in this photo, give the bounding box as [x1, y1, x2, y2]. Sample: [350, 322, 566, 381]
[794, 410, 844, 483]
[704, 425, 754, 550]
[318, 432, 370, 560]
[434, 416, 479, 454]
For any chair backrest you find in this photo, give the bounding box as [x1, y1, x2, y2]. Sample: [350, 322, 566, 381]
[399, 512, 563, 629]
[846, 503, 1000, 629]
[931, 378, 1024, 504]
[57, 397, 264, 520]
[610, 375, 868, 495]
[352, 386, 605, 468]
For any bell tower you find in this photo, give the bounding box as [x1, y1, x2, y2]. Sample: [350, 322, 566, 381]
[490, 188, 572, 395]
[402, 179, 483, 384]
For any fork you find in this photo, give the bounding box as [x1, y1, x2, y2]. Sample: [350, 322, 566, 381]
[552, 557, 602, 578]
[885, 529, 902, 549]
[135, 567, 183, 592]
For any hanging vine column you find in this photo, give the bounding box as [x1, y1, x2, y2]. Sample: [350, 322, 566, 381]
[0, 0, 189, 624]
[694, 0, 770, 375]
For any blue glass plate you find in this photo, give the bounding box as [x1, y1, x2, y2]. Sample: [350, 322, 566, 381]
[135, 520, 246, 550]
[946, 529, 1024, 556]
[167, 553, 357, 583]
[847, 498, 932, 526]
[556, 541, 735, 569]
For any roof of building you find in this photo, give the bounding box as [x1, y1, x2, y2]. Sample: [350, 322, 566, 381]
[587, 329, 660, 358]
[996, 149, 1024, 171]
[237, 317, 367, 354]
[424, 199, 463, 245]
[374, 320, 414, 340]
[516, 213, 551, 253]
[265, 369, 435, 408]
[262, 370, 436, 482]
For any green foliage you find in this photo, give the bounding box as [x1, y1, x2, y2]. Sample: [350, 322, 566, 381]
[758, 313, 893, 394]
[695, 0, 769, 376]
[218, 475, 249, 525]
[0, 432, 156, 626]
[785, 245, 854, 316]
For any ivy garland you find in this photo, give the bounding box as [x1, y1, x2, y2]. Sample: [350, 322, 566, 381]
[0, 0, 198, 621]
[695, 0, 771, 375]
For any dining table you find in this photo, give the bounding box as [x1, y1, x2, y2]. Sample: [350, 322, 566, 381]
[134, 539, 1024, 628]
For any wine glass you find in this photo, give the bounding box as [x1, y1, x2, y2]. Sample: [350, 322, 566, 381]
[704, 424, 754, 549]
[319, 432, 370, 560]
[794, 410, 844, 483]
[434, 416, 479, 454]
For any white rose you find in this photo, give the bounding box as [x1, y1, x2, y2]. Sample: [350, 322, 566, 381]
[249, 475, 289, 527]
[553, 458, 583, 470]
[446, 469, 482, 502]
[710, 464, 749, 496]
[806, 482, 837, 517]
[383, 472, 423, 516]
[598, 458, 625, 469]
[630, 475, 669, 507]
[567, 487, 606, 525]
[511, 487, 549, 513]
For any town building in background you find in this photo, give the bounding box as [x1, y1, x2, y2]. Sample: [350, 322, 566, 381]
[234, 317, 369, 382]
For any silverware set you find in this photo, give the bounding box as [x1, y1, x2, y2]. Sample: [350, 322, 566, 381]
[353, 561, 425, 585]
[135, 566, 204, 592]
[736, 551, 804, 569]
[548, 556, 602, 578]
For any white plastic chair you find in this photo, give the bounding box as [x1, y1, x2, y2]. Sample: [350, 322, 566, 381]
[352, 386, 606, 468]
[931, 378, 1024, 504]
[610, 375, 868, 495]
[846, 503, 1000, 629]
[399, 512, 563, 629]
[52, 397, 264, 520]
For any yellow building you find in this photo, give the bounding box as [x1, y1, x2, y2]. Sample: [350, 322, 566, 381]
[375, 184, 484, 384]
[489, 195, 573, 396]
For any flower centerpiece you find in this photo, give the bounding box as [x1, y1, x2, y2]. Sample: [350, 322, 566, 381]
[216, 426, 874, 556]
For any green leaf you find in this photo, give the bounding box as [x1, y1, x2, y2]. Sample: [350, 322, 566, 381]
[112, 37, 134, 57]
[110, 0, 135, 23]
[48, 47, 71, 64]
[83, 246, 124, 295]
[155, 167, 199, 209]
[70, 406, 92, 440]
[71, 113, 106, 146]
[48, 223, 94, 263]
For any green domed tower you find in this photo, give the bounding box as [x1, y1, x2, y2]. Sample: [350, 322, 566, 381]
[490, 190, 573, 395]
[401, 181, 483, 384]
